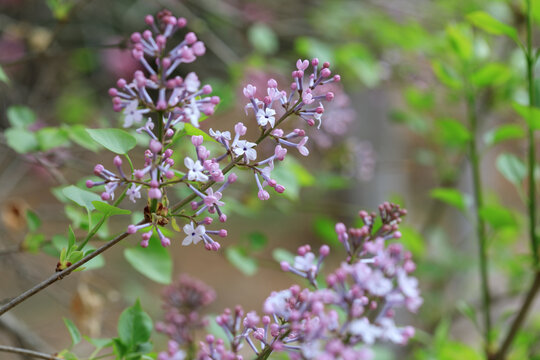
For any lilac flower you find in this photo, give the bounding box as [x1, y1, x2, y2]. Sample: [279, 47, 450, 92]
[184, 157, 208, 182]
[232, 140, 257, 162]
[209, 128, 231, 141]
[122, 100, 148, 127]
[126, 184, 142, 203]
[158, 341, 186, 360]
[184, 72, 200, 92]
[255, 107, 276, 128]
[182, 222, 205, 246]
[349, 318, 383, 345]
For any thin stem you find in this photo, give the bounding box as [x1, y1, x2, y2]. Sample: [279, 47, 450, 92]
[170, 102, 299, 215]
[465, 80, 492, 351]
[77, 188, 127, 251]
[493, 272, 540, 360]
[0, 221, 142, 317]
[0, 344, 62, 360]
[492, 2, 538, 358]
[525, 0, 538, 265]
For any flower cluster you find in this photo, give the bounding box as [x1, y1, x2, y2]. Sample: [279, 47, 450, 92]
[193, 204, 421, 360]
[87, 10, 340, 251]
[156, 275, 216, 354]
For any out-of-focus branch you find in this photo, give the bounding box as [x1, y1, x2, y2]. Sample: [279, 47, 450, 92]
[0, 345, 60, 360]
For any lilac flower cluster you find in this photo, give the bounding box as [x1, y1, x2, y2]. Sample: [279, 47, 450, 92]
[86, 10, 340, 251]
[193, 203, 421, 360]
[156, 275, 216, 358]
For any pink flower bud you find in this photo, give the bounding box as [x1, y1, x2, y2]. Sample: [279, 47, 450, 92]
[202, 84, 212, 94]
[319, 245, 330, 256]
[86, 180, 94, 188]
[177, 17, 187, 27]
[275, 184, 285, 193]
[161, 237, 171, 247]
[191, 135, 204, 146]
[113, 155, 122, 167]
[219, 214, 227, 223]
[127, 225, 137, 234]
[267, 78, 278, 88]
[94, 164, 104, 175]
[280, 261, 290, 271]
[148, 188, 162, 199]
[185, 32, 197, 44]
[219, 229, 228, 237]
[258, 190, 270, 201]
[228, 173, 238, 183]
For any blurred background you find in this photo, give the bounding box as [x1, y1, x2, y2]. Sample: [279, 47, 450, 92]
[1, 0, 539, 359]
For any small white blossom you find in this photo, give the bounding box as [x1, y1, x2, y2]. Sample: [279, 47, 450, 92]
[209, 129, 231, 141]
[256, 108, 276, 128]
[123, 100, 144, 128]
[233, 140, 257, 162]
[184, 72, 200, 93]
[185, 157, 208, 182]
[182, 222, 206, 246]
[126, 184, 142, 203]
[349, 318, 382, 345]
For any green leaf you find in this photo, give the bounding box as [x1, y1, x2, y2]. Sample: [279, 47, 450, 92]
[479, 204, 517, 230]
[272, 248, 295, 265]
[247, 232, 267, 251]
[93, 201, 131, 217]
[248, 23, 279, 54]
[0, 65, 9, 84]
[26, 210, 41, 232]
[467, 11, 519, 43]
[183, 123, 217, 143]
[512, 102, 540, 130]
[5, 128, 39, 153]
[457, 301, 479, 331]
[446, 24, 473, 60]
[82, 247, 105, 270]
[430, 188, 467, 212]
[124, 233, 172, 284]
[63, 318, 82, 345]
[7, 106, 36, 128]
[396, 225, 425, 258]
[67, 125, 101, 152]
[86, 128, 137, 154]
[471, 63, 511, 88]
[23, 233, 45, 253]
[313, 215, 340, 246]
[436, 118, 471, 147]
[404, 87, 435, 111]
[84, 336, 113, 350]
[225, 246, 258, 276]
[63, 185, 101, 211]
[117, 300, 153, 349]
[36, 127, 70, 151]
[67, 250, 84, 264]
[432, 60, 461, 89]
[496, 153, 526, 185]
[483, 124, 525, 145]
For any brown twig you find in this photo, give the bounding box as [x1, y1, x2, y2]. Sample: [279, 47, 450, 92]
[0, 345, 61, 360]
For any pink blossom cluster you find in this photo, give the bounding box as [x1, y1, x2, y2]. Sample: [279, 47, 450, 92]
[193, 204, 421, 360]
[156, 275, 216, 351]
[87, 10, 340, 251]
